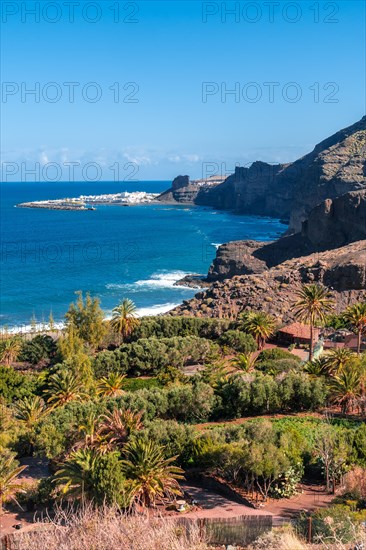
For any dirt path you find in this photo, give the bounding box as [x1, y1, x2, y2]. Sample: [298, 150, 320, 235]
[0, 457, 49, 537]
[180, 483, 272, 519]
[265, 482, 334, 517]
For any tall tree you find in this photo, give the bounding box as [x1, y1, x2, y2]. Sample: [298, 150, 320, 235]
[313, 423, 351, 492]
[293, 284, 334, 360]
[239, 311, 276, 350]
[121, 439, 184, 507]
[57, 324, 93, 386]
[344, 302, 366, 355]
[65, 291, 106, 350]
[48, 311, 55, 331]
[329, 367, 362, 414]
[110, 299, 140, 343]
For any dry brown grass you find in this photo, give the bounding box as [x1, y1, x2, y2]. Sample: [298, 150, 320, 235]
[248, 529, 307, 550]
[10, 505, 208, 550]
[343, 466, 366, 498]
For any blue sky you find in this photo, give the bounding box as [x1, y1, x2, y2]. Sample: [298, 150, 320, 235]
[1, 0, 365, 182]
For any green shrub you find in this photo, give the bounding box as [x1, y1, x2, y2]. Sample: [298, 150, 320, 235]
[122, 377, 160, 392]
[130, 316, 231, 341]
[257, 348, 301, 363]
[92, 350, 128, 378]
[219, 330, 257, 353]
[19, 335, 57, 365]
[91, 451, 126, 506]
[0, 366, 38, 402]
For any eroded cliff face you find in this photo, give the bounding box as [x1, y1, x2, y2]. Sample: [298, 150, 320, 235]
[206, 189, 366, 282]
[159, 116, 366, 233]
[195, 161, 287, 214]
[276, 117, 366, 232]
[302, 190, 366, 248]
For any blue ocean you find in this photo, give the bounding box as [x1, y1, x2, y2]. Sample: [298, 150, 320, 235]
[0, 181, 286, 329]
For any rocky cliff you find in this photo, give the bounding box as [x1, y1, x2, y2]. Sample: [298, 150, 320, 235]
[302, 189, 366, 248]
[171, 240, 366, 322]
[160, 116, 366, 233]
[207, 190, 366, 281]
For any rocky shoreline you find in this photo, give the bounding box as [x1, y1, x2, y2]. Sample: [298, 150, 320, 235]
[168, 188, 366, 321]
[170, 240, 366, 322]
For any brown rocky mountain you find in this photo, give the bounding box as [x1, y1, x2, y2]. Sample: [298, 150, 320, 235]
[171, 240, 366, 322]
[158, 116, 366, 233]
[172, 189, 366, 321]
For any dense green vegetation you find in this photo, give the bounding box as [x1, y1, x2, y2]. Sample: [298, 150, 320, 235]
[0, 288, 365, 539]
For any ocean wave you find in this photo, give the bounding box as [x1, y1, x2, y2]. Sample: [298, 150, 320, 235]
[106, 270, 191, 291]
[211, 243, 223, 249]
[136, 302, 179, 316]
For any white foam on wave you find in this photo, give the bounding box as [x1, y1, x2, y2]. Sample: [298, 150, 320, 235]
[211, 243, 223, 249]
[106, 270, 191, 291]
[136, 302, 179, 317]
[1, 321, 65, 336]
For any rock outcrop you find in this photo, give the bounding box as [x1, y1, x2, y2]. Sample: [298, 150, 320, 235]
[207, 241, 268, 281]
[157, 175, 198, 203]
[302, 190, 366, 248]
[171, 241, 366, 322]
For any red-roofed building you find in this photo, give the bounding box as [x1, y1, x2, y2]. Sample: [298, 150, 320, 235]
[278, 322, 319, 346]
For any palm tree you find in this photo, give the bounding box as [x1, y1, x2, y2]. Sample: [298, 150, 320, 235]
[230, 353, 257, 372]
[13, 395, 48, 452]
[324, 348, 355, 375]
[97, 373, 126, 398]
[0, 337, 22, 366]
[54, 448, 97, 502]
[110, 299, 140, 343]
[45, 370, 88, 407]
[98, 409, 143, 450]
[293, 284, 334, 360]
[239, 311, 276, 350]
[344, 302, 366, 355]
[13, 395, 48, 429]
[121, 439, 184, 507]
[329, 367, 362, 414]
[73, 412, 109, 454]
[0, 456, 27, 514]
